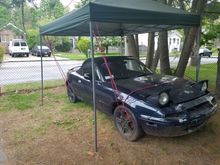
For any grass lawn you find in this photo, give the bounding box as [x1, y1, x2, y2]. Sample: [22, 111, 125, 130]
[54, 52, 121, 60]
[0, 86, 220, 164]
[2, 79, 65, 93]
[185, 63, 217, 89]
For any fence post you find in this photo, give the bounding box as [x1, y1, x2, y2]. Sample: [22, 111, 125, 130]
[216, 48, 220, 98]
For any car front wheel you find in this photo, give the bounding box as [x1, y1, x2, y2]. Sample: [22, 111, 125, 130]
[114, 105, 143, 141]
[67, 87, 77, 103]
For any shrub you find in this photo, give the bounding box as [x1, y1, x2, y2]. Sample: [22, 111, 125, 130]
[27, 29, 39, 49]
[55, 40, 72, 52]
[77, 38, 90, 58]
[0, 45, 5, 64]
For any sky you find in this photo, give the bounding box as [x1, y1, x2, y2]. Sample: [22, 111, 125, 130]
[60, 0, 80, 10]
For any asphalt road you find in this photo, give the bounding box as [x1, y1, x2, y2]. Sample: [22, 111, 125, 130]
[0, 54, 218, 85]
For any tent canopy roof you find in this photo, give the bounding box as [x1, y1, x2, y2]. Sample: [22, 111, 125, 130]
[40, 0, 200, 36]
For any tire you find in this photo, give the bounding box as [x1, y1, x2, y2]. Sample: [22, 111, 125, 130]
[26, 54, 29, 57]
[114, 105, 143, 141]
[67, 87, 77, 103]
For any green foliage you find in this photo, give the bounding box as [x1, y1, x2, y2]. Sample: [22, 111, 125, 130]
[27, 29, 39, 49]
[77, 38, 90, 57]
[40, 0, 65, 19]
[0, 5, 10, 27]
[75, 0, 89, 8]
[0, 45, 5, 63]
[55, 40, 72, 52]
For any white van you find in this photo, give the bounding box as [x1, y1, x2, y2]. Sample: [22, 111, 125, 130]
[8, 39, 30, 57]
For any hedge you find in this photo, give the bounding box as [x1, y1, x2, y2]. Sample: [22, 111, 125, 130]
[0, 45, 5, 64]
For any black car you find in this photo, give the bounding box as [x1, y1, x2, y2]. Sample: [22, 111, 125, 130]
[66, 56, 217, 141]
[199, 48, 212, 57]
[31, 46, 51, 57]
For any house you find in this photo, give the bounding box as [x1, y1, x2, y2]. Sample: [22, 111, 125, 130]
[138, 30, 182, 52]
[0, 23, 26, 51]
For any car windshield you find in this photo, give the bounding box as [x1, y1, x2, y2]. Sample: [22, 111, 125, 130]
[98, 58, 152, 80]
[37, 46, 49, 50]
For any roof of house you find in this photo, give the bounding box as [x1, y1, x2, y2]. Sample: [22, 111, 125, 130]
[0, 23, 26, 35]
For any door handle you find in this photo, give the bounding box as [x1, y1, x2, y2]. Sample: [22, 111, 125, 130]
[78, 80, 81, 83]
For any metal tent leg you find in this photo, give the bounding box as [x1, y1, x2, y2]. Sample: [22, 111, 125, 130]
[40, 35, 44, 106]
[90, 22, 98, 152]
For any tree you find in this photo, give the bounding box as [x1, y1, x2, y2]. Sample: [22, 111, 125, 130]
[175, 0, 208, 77]
[159, 31, 171, 74]
[77, 38, 90, 58]
[40, 0, 65, 19]
[125, 35, 139, 59]
[101, 37, 121, 54]
[217, 48, 220, 98]
[145, 32, 155, 68]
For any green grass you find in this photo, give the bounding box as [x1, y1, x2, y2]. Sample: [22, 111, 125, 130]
[0, 92, 40, 111]
[54, 52, 121, 60]
[3, 79, 65, 93]
[185, 63, 217, 89]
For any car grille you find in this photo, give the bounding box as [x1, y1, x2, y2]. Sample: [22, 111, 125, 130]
[188, 102, 213, 117]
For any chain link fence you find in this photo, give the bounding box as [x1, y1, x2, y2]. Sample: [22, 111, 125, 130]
[0, 53, 218, 96]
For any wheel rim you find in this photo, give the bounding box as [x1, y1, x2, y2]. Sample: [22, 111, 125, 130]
[115, 108, 135, 138]
[67, 88, 76, 103]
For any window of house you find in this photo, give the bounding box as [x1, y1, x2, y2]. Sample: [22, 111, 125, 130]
[177, 38, 179, 45]
[169, 38, 171, 45]
[173, 38, 176, 44]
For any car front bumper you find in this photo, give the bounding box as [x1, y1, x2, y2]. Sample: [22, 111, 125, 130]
[140, 95, 217, 137]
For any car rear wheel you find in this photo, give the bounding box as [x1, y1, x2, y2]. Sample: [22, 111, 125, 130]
[114, 105, 143, 141]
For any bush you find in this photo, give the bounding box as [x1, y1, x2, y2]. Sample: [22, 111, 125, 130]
[55, 40, 72, 52]
[0, 45, 5, 64]
[27, 29, 39, 49]
[77, 38, 90, 57]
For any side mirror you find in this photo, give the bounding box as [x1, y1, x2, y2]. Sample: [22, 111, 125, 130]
[83, 73, 92, 80]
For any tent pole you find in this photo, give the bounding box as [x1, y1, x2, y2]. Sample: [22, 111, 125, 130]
[120, 36, 123, 55]
[196, 26, 201, 82]
[40, 35, 44, 106]
[89, 21, 98, 152]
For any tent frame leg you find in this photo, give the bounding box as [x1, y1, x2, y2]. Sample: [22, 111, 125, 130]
[40, 35, 44, 106]
[89, 22, 98, 152]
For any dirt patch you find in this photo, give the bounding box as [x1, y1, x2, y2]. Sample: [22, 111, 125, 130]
[0, 87, 220, 165]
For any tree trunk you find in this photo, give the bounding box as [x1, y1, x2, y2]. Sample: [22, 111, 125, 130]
[175, 0, 207, 77]
[21, 1, 26, 32]
[105, 46, 108, 54]
[151, 47, 160, 72]
[125, 35, 138, 59]
[134, 34, 140, 59]
[159, 31, 171, 75]
[175, 27, 198, 77]
[216, 49, 220, 98]
[190, 0, 207, 66]
[146, 32, 155, 68]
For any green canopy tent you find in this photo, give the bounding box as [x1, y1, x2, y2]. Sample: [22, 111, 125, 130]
[40, 0, 200, 36]
[39, 0, 201, 151]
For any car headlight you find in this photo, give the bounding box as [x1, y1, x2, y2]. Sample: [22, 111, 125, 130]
[158, 92, 169, 106]
[201, 81, 208, 91]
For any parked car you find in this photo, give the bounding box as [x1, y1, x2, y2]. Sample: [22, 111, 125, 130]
[66, 56, 217, 141]
[199, 47, 212, 57]
[8, 39, 29, 57]
[31, 46, 51, 57]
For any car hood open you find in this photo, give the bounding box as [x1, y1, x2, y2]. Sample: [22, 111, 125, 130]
[114, 74, 206, 104]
